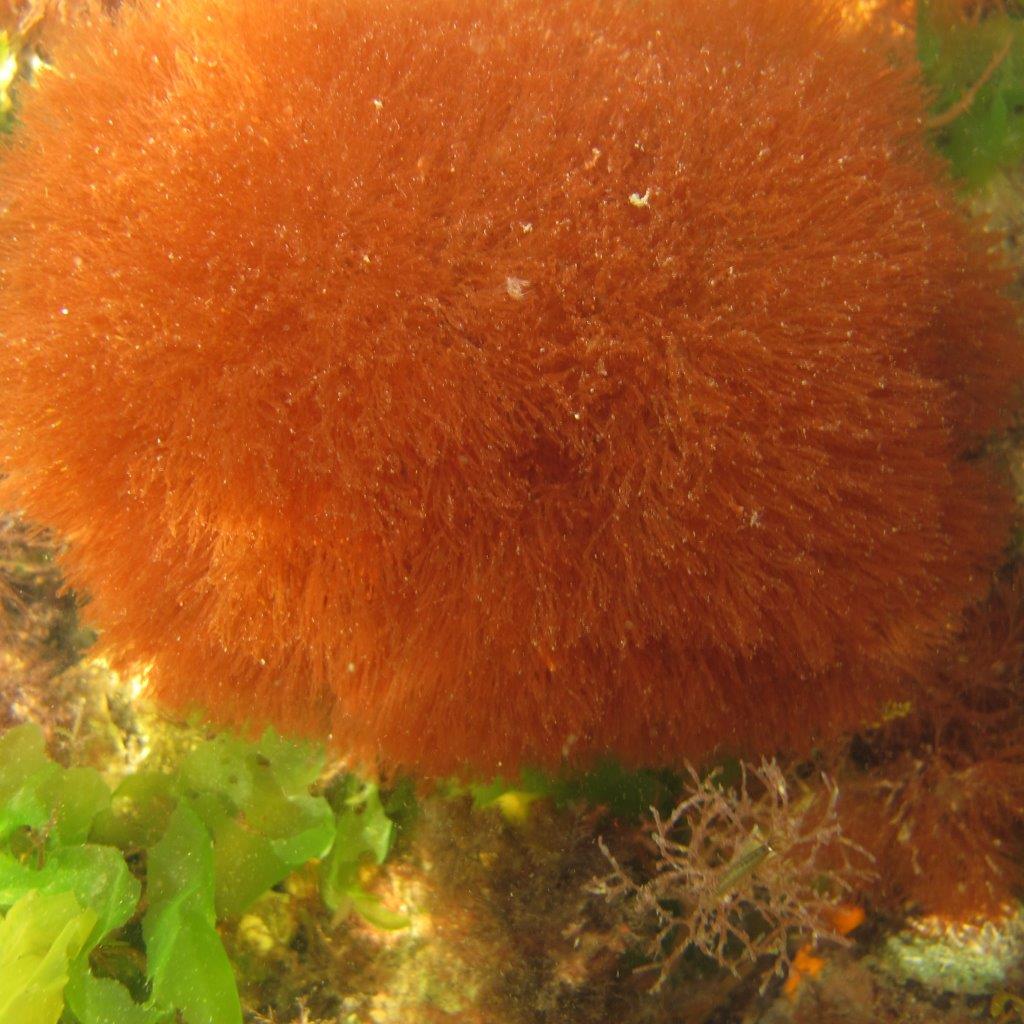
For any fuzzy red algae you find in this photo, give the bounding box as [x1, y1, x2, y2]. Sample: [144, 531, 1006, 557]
[0, 0, 1019, 774]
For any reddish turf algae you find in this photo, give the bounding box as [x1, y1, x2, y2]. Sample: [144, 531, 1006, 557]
[0, 0, 1019, 775]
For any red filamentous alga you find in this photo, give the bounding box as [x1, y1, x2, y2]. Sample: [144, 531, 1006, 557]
[0, 0, 1019, 774]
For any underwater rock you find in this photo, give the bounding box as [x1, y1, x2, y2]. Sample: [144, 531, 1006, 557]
[0, 0, 1020, 773]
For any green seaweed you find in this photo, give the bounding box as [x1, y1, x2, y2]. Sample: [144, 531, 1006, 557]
[0, 723, 405, 1024]
[919, 0, 1024, 187]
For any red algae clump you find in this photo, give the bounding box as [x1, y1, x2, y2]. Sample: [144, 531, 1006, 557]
[0, 0, 1019, 775]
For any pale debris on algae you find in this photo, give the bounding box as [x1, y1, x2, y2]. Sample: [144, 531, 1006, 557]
[881, 910, 1024, 995]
